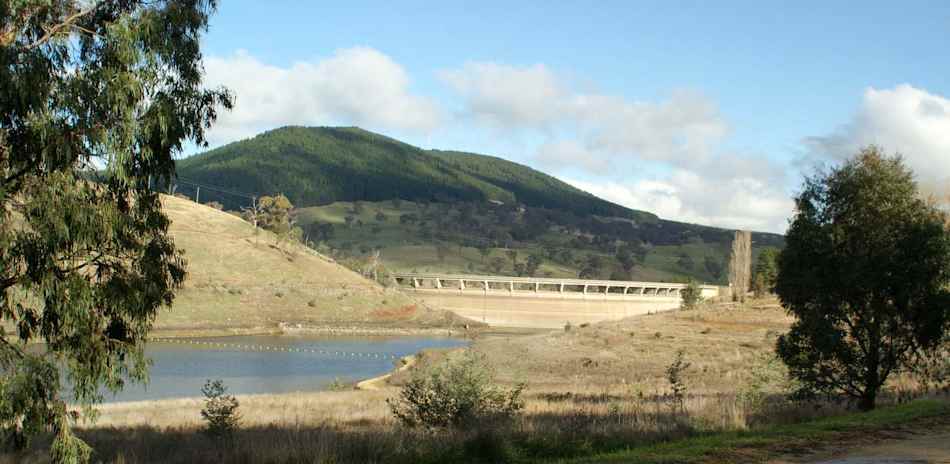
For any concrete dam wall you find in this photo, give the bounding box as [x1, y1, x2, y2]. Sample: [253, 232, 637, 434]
[408, 290, 684, 329]
[392, 274, 721, 329]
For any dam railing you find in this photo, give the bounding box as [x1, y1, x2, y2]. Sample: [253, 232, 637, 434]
[392, 273, 720, 299]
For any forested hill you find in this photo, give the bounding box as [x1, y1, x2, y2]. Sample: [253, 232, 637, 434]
[177, 126, 654, 221]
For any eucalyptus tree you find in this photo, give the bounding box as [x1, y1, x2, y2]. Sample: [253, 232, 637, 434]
[775, 147, 950, 411]
[0, 1, 230, 460]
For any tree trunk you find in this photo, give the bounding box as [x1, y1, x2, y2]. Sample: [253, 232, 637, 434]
[728, 230, 752, 302]
[860, 323, 882, 412]
[858, 388, 877, 411]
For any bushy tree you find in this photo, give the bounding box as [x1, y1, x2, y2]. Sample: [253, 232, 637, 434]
[489, 257, 506, 274]
[525, 253, 543, 277]
[257, 194, 295, 234]
[200, 379, 241, 440]
[505, 249, 518, 268]
[676, 254, 695, 271]
[680, 279, 703, 310]
[615, 243, 646, 275]
[579, 254, 604, 279]
[752, 248, 780, 297]
[513, 262, 527, 276]
[704, 255, 724, 281]
[388, 350, 525, 429]
[0, 1, 230, 460]
[477, 245, 492, 263]
[399, 213, 418, 225]
[775, 147, 950, 410]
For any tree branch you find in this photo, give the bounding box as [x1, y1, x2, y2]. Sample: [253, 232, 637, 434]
[0, 335, 25, 362]
[25, 5, 99, 51]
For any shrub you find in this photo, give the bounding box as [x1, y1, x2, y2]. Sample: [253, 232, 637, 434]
[463, 427, 518, 463]
[200, 379, 241, 440]
[680, 279, 703, 310]
[388, 350, 525, 429]
[327, 377, 348, 391]
[737, 353, 787, 422]
[666, 350, 691, 415]
[912, 337, 950, 394]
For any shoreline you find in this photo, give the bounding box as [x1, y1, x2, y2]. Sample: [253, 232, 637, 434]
[355, 354, 416, 390]
[149, 323, 479, 339]
[149, 321, 547, 340]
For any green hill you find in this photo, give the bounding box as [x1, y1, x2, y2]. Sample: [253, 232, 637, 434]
[176, 126, 653, 221]
[175, 126, 783, 284]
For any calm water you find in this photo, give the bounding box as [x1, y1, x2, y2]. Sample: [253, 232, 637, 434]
[100, 335, 467, 402]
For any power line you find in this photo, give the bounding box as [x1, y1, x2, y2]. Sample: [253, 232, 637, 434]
[174, 177, 261, 201]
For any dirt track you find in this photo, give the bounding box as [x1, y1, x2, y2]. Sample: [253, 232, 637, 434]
[772, 427, 950, 464]
[813, 431, 950, 463]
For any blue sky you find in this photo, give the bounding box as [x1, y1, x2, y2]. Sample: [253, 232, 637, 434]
[195, 1, 950, 233]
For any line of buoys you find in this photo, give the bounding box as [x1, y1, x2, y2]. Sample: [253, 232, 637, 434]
[149, 338, 399, 360]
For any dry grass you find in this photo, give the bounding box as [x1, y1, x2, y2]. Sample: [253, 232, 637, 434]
[156, 195, 465, 334]
[6, 299, 944, 463]
[87, 390, 395, 429]
[472, 298, 795, 393]
[7, 385, 939, 464]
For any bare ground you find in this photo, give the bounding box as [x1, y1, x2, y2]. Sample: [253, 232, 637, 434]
[771, 416, 950, 464]
[471, 298, 795, 393]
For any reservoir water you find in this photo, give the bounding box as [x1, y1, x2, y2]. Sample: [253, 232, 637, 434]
[101, 335, 467, 402]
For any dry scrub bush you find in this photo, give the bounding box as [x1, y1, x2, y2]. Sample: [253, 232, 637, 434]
[679, 280, 703, 310]
[388, 350, 525, 429]
[665, 350, 690, 415]
[200, 380, 241, 440]
[912, 337, 950, 395]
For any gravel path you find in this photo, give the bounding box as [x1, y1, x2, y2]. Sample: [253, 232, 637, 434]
[774, 430, 950, 464]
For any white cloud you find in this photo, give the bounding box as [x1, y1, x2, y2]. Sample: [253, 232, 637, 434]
[439, 63, 566, 128]
[564, 155, 794, 234]
[442, 61, 791, 232]
[805, 84, 950, 196]
[441, 62, 728, 166]
[203, 47, 442, 145]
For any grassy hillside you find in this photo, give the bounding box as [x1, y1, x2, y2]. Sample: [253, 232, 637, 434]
[177, 126, 647, 220]
[175, 126, 783, 284]
[156, 195, 463, 334]
[298, 199, 773, 284]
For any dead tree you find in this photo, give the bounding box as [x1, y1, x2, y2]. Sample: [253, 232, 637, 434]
[729, 230, 752, 302]
[241, 196, 263, 243]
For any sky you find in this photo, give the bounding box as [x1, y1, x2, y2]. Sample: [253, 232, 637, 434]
[193, 1, 950, 234]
